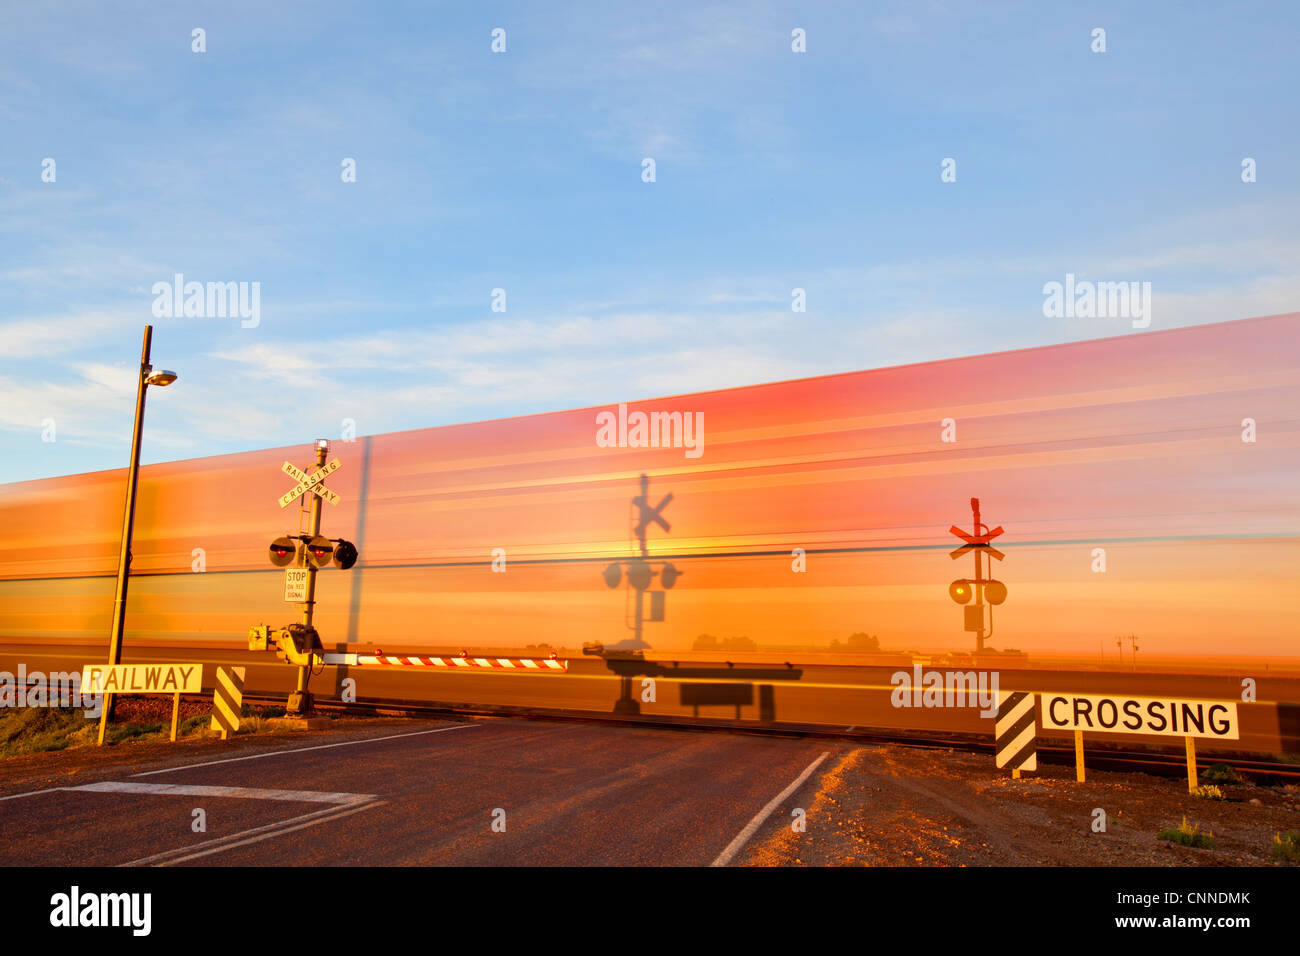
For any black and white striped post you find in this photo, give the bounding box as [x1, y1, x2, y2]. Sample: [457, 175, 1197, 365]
[994, 690, 1037, 778]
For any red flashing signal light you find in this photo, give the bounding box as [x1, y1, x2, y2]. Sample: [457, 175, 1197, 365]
[306, 535, 333, 568]
[269, 536, 297, 567]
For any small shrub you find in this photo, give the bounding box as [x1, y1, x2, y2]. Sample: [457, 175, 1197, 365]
[1202, 763, 1244, 786]
[179, 714, 212, 737]
[106, 721, 163, 745]
[1158, 816, 1215, 850]
[1192, 784, 1225, 800]
[1272, 831, 1300, 863]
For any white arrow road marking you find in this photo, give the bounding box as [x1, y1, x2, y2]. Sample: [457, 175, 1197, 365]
[121, 800, 384, 867]
[68, 781, 376, 804]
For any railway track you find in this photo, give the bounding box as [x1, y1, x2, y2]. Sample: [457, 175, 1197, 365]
[239, 693, 1300, 784]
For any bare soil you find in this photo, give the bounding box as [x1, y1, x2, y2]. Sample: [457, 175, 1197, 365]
[741, 745, 1300, 866]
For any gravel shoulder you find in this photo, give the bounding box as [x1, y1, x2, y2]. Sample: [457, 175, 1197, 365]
[739, 744, 1300, 866]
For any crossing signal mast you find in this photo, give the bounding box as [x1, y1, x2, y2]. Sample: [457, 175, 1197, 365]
[248, 440, 359, 717]
[947, 497, 1007, 653]
[597, 473, 681, 651]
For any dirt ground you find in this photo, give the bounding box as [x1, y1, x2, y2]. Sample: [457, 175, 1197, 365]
[742, 745, 1300, 866]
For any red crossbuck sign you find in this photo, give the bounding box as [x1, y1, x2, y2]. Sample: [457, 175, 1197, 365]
[948, 523, 1005, 561]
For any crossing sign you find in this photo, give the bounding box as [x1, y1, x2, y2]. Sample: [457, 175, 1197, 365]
[633, 488, 673, 538]
[949, 523, 1004, 561]
[278, 458, 342, 508]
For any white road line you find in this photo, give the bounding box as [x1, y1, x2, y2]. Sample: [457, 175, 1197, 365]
[69, 781, 375, 804]
[0, 787, 64, 803]
[120, 801, 383, 867]
[710, 751, 830, 867]
[131, 722, 480, 777]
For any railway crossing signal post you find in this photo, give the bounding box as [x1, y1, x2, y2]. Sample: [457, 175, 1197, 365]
[591, 473, 682, 713]
[600, 473, 681, 652]
[252, 440, 359, 717]
[947, 497, 1008, 653]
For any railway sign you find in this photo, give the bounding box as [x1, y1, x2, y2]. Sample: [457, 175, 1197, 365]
[633, 487, 673, 537]
[284, 567, 309, 602]
[1040, 693, 1239, 741]
[277, 457, 342, 508]
[948, 524, 1004, 561]
[1041, 692, 1240, 792]
[82, 663, 203, 695]
[83, 662, 204, 745]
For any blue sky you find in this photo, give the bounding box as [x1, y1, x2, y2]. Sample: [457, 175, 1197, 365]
[1, 1, 1297, 483]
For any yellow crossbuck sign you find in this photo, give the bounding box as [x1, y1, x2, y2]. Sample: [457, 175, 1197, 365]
[278, 458, 341, 508]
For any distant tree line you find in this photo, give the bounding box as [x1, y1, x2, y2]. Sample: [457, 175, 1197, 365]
[691, 632, 882, 652]
[692, 634, 756, 651]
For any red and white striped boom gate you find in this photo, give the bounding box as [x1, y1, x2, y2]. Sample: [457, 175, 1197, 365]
[321, 653, 568, 672]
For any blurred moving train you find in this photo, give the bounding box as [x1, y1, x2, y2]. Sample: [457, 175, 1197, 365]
[3, 311, 1299, 673]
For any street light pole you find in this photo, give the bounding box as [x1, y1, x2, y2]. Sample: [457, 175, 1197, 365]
[107, 326, 154, 669]
[101, 325, 176, 735]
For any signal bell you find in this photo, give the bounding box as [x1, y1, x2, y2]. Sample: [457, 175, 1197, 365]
[305, 535, 334, 568]
[269, 536, 298, 567]
[333, 539, 358, 570]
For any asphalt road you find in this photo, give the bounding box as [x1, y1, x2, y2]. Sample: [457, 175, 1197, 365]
[0, 719, 836, 866]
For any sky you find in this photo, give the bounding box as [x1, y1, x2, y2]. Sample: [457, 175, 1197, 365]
[1, 1, 1298, 484]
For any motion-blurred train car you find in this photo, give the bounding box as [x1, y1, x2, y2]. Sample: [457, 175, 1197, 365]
[2, 312, 1299, 679]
